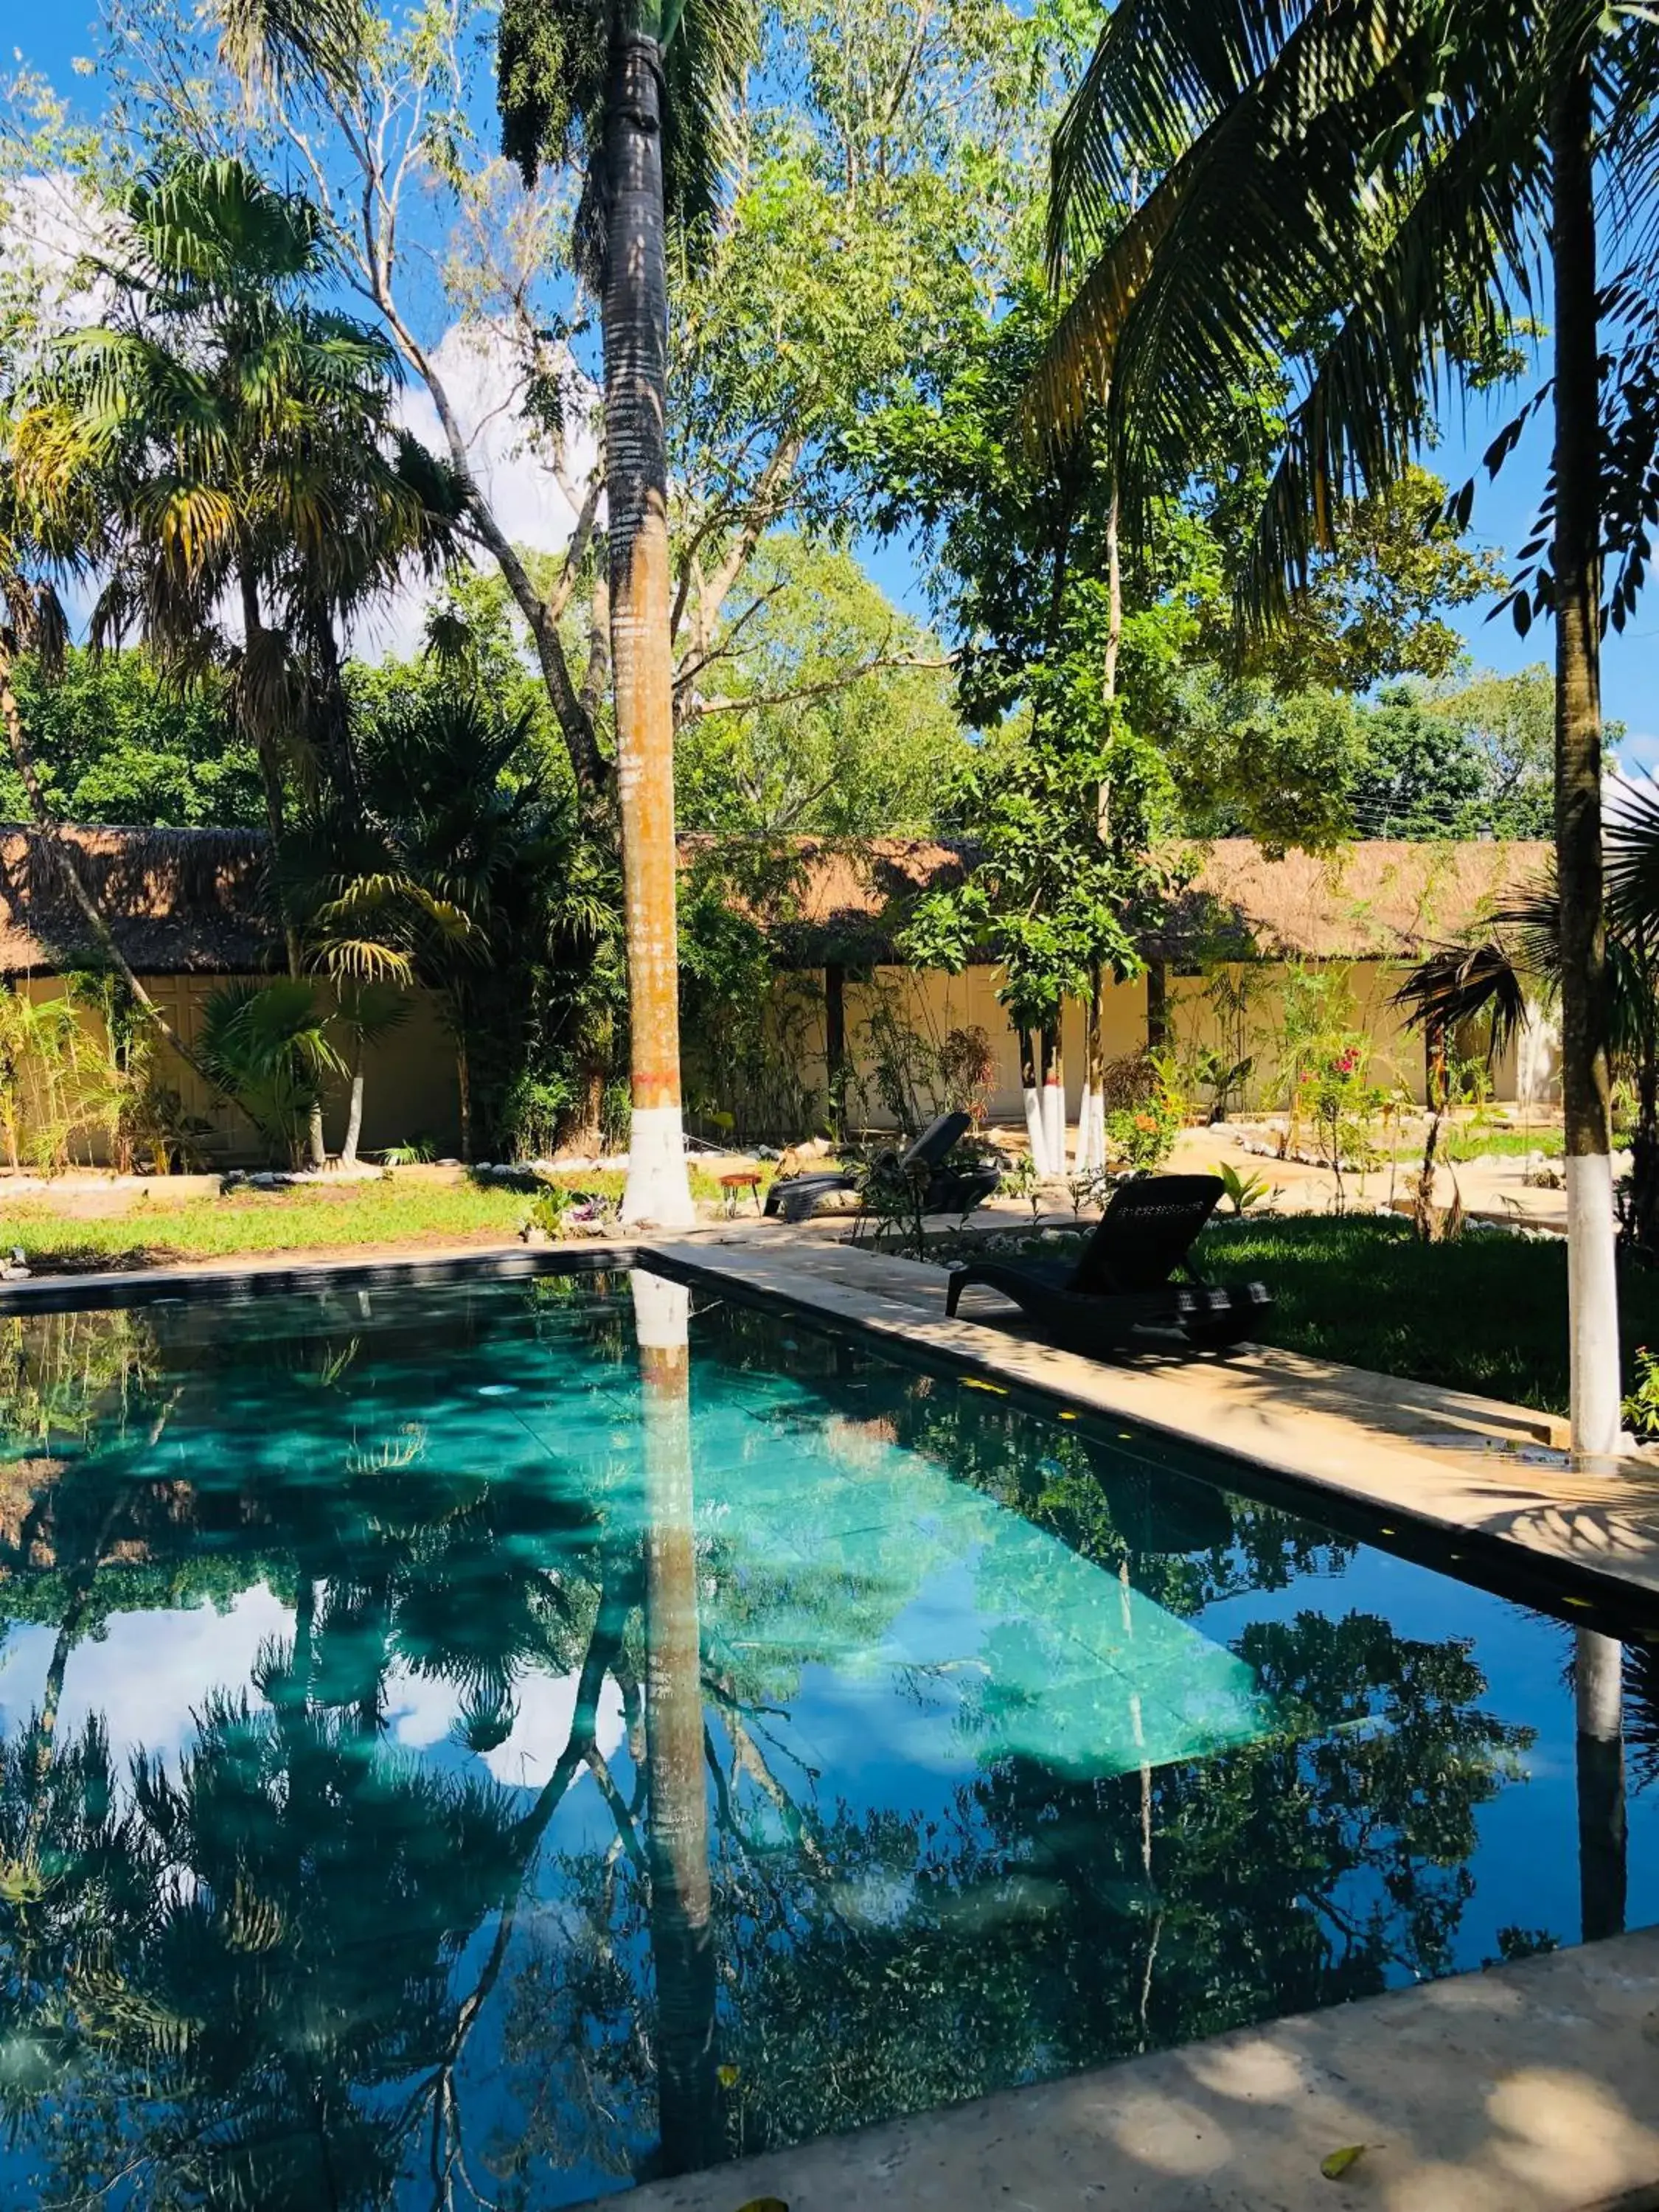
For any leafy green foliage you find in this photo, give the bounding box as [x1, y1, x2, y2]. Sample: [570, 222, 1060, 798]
[675, 536, 966, 836]
[0, 649, 265, 827]
[198, 977, 341, 1164]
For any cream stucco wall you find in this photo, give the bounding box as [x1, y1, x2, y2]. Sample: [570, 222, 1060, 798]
[4, 973, 462, 1168]
[824, 956, 1539, 1130]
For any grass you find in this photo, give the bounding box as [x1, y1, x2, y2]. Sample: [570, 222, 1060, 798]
[2, 1166, 751, 1272]
[1437, 1124, 1567, 1164]
[1197, 1214, 1655, 1417]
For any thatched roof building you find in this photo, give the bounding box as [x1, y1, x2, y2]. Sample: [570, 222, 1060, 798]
[0, 824, 1551, 980]
[0, 827, 274, 977]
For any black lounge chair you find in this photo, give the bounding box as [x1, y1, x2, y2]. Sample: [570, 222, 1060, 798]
[944, 1172, 1271, 1355]
[766, 1110, 1000, 1225]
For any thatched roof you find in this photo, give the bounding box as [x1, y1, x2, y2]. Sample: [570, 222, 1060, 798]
[1158, 837, 1554, 966]
[713, 834, 1554, 967]
[0, 827, 276, 977]
[0, 824, 1554, 979]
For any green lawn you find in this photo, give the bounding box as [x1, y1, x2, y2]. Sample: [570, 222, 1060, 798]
[1436, 1124, 1566, 1164]
[1, 1167, 745, 1272]
[1197, 1214, 1653, 1416]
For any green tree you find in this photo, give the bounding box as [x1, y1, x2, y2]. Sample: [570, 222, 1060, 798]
[0, 647, 265, 827]
[17, 156, 458, 849]
[1032, 0, 1659, 1457]
[675, 535, 965, 836]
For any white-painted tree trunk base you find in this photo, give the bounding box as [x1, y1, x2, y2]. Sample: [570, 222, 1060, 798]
[1043, 1082, 1065, 1178]
[622, 1105, 697, 1228]
[1022, 1086, 1048, 1178]
[630, 1267, 691, 1349]
[1566, 1150, 1624, 1463]
[1074, 1085, 1095, 1175]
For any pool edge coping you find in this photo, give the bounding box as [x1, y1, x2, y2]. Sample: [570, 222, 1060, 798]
[582, 1924, 1659, 2212]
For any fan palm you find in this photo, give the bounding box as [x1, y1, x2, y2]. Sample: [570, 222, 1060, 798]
[1032, 0, 1659, 1457]
[15, 156, 462, 839]
[198, 978, 344, 1166]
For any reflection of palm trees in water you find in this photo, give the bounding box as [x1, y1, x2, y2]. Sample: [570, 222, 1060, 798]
[0, 1292, 1606, 2203]
[1575, 1630, 1626, 1944]
[633, 1270, 720, 2180]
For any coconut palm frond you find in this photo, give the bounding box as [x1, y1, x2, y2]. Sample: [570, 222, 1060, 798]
[1391, 939, 1530, 1060]
[217, 0, 368, 90]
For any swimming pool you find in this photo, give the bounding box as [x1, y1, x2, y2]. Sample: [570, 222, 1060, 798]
[0, 1265, 1651, 2208]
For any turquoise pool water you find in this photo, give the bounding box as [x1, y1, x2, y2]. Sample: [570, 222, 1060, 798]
[0, 1266, 1651, 2208]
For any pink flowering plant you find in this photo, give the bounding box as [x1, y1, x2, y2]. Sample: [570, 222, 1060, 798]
[1300, 1034, 1388, 1209]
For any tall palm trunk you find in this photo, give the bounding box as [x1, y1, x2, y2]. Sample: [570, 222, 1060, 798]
[605, 29, 695, 1227]
[1575, 1629, 1626, 1943]
[1550, 39, 1622, 1461]
[240, 568, 327, 1169]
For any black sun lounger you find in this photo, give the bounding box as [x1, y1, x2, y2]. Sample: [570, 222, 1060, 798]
[766, 1110, 998, 1225]
[944, 1172, 1271, 1354]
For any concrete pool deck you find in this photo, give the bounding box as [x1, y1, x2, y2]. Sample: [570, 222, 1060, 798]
[594, 1928, 1659, 2212]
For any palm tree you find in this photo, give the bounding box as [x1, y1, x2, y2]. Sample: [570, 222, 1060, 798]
[15, 154, 462, 1166]
[198, 978, 344, 1166]
[493, 0, 757, 1222]
[1394, 779, 1659, 1257]
[1029, 0, 1659, 1459]
[19, 158, 456, 832]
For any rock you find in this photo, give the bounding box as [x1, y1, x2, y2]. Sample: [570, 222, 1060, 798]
[1, 1264, 31, 1281]
[437, 1157, 461, 1168]
[475, 1160, 493, 1172]
[521, 1226, 553, 1248]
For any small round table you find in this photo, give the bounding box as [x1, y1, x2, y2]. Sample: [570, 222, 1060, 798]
[719, 1170, 764, 1218]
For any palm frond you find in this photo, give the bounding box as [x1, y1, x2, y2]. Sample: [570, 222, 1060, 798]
[661, 0, 759, 243]
[1391, 939, 1529, 1059]
[217, 0, 367, 90]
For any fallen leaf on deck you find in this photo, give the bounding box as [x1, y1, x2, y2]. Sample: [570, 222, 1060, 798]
[1321, 2144, 1368, 2180]
[717, 2063, 741, 2089]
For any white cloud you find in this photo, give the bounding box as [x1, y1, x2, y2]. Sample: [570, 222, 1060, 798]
[350, 320, 602, 664]
[384, 1656, 625, 1792]
[0, 1584, 293, 1773]
[0, 1586, 625, 1806]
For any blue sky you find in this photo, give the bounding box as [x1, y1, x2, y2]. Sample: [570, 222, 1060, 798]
[7, 0, 1655, 765]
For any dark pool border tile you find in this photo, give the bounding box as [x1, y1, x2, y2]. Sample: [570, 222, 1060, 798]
[0, 1243, 642, 1315]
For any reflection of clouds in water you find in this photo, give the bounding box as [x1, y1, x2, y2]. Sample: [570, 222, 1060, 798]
[0, 1586, 625, 1795]
[0, 1585, 293, 1771]
[385, 1663, 626, 1791]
